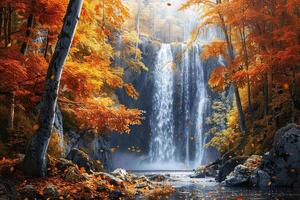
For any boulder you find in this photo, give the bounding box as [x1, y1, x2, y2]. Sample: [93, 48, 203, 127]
[148, 174, 167, 182]
[260, 124, 300, 187]
[67, 148, 94, 173]
[223, 155, 262, 187]
[63, 166, 88, 182]
[216, 156, 248, 182]
[224, 124, 300, 188]
[65, 131, 112, 171]
[43, 184, 59, 199]
[111, 168, 128, 180]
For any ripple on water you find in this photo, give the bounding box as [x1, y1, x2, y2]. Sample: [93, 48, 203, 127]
[135, 171, 300, 200]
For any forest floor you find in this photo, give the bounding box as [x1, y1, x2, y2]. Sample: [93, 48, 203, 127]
[0, 155, 174, 199]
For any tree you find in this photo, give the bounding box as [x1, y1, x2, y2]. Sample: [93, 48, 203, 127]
[181, 0, 248, 134]
[23, 0, 84, 177]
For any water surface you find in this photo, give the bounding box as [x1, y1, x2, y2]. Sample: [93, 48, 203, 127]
[134, 171, 300, 200]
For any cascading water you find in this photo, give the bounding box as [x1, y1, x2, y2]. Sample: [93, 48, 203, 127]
[148, 43, 208, 168]
[149, 44, 175, 162]
[193, 44, 207, 166]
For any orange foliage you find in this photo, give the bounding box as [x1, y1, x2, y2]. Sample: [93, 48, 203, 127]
[0, 0, 142, 133]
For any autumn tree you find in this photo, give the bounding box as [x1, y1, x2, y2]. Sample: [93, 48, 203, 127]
[23, 0, 84, 177]
[181, 0, 248, 134]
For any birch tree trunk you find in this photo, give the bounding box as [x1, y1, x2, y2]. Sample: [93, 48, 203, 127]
[23, 0, 83, 177]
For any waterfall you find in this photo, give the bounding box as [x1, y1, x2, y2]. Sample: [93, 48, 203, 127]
[148, 43, 208, 168]
[149, 44, 175, 162]
[194, 44, 207, 166]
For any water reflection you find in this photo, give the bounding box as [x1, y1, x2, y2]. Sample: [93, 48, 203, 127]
[135, 171, 300, 200]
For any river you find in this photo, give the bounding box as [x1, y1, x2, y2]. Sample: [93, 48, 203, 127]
[133, 171, 300, 200]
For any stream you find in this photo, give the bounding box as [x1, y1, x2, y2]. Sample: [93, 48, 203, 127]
[134, 171, 300, 200]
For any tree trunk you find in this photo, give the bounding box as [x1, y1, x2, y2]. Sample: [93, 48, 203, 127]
[20, 14, 34, 54]
[23, 0, 83, 177]
[8, 91, 15, 130]
[239, 28, 255, 126]
[233, 83, 248, 134]
[219, 15, 248, 133]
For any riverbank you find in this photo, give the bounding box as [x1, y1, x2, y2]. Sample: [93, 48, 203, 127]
[138, 171, 300, 200]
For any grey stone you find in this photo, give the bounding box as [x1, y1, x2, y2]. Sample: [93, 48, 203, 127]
[65, 131, 112, 171]
[67, 148, 94, 173]
[43, 184, 58, 199]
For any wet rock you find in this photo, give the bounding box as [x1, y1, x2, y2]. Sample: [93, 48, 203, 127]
[251, 170, 271, 187]
[223, 155, 262, 187]
[43, 184, 58, 199]
[224, 124, 300, 188]
[216, 156, 248, 182]
[148, 174, 167, 182]
[223, 165, 251, 186]
[19, 184, 41, 199]
[111, 168, 128, 180]
[260, 124, 300, 187]
[190, 171, 205, 178]
[67, 148, 94, 173]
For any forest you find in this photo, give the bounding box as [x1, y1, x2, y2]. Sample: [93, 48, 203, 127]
[0, 0, 299, 199]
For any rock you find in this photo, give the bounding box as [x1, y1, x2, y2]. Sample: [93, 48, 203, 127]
[67, 148, 94, 173]
[135, 183, 147, 189]
[223, 165, 251, 186]
[190, 172, 205, 178]
[65, 131, 112, 171]
[55, 158, 76, 171]
[19, 184, 41, 199]
[148, 174, 167, 182]
[109, 190, 124, 199]
[94, 172, 123, 186]
[111, 168, 128, 180]
[260, 124, 300, 187]
[216, 156, 248, 182]
[251, 170, 271, 187]
[223, 155, 262, 187]
[224, 124, 300, 188]
[43, 184, 58, 199]
[63, 166, 88, 182]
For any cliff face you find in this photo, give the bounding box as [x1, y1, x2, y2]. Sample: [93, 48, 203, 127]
[111, 37, 232, 168]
